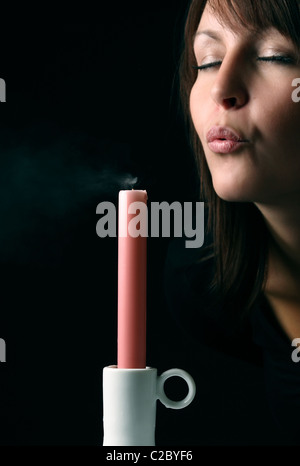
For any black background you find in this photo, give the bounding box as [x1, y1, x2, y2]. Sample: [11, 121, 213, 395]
[0, 3, 292, 446]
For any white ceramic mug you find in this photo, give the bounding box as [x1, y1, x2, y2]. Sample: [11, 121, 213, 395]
[102, 365, 196, 446]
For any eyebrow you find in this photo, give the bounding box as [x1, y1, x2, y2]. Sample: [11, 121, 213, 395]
[193, 29, 223, 44]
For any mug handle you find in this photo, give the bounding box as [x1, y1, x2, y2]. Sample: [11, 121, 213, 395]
[156, 368, 196, 410]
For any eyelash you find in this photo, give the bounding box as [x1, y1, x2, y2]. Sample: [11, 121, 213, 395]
[192, 55, 294, 71]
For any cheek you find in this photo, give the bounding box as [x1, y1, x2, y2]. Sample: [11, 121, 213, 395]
[257, 88, 300, 148]
[189, 84, 205, 139]
[257, 80, 299, 126]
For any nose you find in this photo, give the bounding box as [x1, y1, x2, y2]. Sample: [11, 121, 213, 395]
[210, 56, 249, 110]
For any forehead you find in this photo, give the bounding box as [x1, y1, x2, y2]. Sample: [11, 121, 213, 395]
[194, 5, 288, 46]
[196, 5, 254, 39]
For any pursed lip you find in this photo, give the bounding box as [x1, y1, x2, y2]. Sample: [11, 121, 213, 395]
[206, 126, 249, 143]
[206, 126, 250, 154]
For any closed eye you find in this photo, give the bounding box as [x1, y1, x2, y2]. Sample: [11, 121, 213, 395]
[192, 54, 295, 72]
[256, 55, 294, 65]
[192, 60, 222, 71]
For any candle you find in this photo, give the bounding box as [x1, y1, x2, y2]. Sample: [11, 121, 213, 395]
[118, 189, 148, 368]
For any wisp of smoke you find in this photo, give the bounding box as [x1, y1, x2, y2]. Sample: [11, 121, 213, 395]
[0, 123, 138, 264]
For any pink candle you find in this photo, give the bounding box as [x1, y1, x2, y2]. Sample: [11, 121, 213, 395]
[118, 189, 148, 368]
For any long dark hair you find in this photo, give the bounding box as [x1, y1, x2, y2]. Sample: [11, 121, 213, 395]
[179, 0, 300, 319]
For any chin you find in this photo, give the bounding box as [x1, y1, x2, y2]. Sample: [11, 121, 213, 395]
[212, 180, 254, 203]
[215, 192, 248, 202]
[212, 170, 262, 202]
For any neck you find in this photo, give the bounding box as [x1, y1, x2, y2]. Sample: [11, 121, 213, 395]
[255, 199, 300, 298]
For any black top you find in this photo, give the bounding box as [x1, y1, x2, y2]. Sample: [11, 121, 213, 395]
[164, 236, 300, 445]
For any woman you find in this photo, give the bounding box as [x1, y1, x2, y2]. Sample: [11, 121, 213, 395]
[164, 0, 300, 444]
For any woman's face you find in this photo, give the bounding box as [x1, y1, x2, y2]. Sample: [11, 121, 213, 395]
[190, 5, 300, 205]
